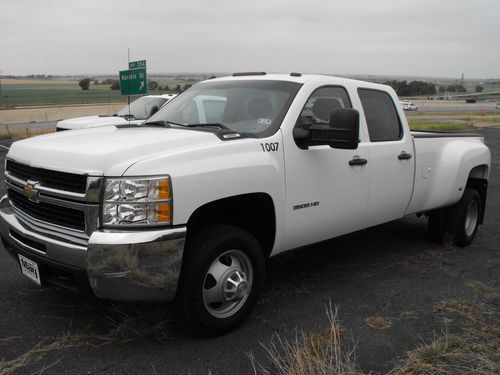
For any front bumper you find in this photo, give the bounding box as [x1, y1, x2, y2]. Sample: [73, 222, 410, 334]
[0, 195, 186, 301]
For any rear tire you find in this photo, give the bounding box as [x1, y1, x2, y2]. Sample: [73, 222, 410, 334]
[448, 189, 481, 247]
[427, 188, 481, 247]
[176, 225, 266, 335]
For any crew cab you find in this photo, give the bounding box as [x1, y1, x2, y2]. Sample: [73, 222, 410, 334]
[56, 94, 176, 131]
[0, 73, 490, 334]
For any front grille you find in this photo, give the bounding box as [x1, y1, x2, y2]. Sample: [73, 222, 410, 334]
[6, 160, 87, 194]
[8, 189, 85, 231]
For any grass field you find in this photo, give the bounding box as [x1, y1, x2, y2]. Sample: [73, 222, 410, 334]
[0, 78, 186, 107]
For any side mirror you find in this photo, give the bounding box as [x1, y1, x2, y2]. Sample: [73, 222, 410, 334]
[293, 108, 360, 150]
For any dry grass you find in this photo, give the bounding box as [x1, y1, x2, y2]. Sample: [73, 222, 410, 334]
[104, 303, 174, 343]
[0, 331, 100, 375]
[0, 304, 174, 374]
[251, 303, 364, 375]
[363, 316, 393, 330]
[254, 281, 499, 375]
[390, 284, 500, 375]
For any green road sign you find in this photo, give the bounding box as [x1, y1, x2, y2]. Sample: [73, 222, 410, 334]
[119, 68, 147, 95]
[129, 60, 146, 69]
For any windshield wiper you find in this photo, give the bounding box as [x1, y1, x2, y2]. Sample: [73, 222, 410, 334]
[142, 120, 171, 127]
[184, 123, 231, 130]
[122, 114, 136, 120]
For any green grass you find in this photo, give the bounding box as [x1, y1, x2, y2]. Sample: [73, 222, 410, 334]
[1, 82, 176, 107]
[409, 120, 476, 131]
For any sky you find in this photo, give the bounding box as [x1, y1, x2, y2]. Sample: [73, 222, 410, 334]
[0, 0, 499, 78]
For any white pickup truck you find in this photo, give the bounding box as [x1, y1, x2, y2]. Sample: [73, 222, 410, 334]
[0, 73, 490, 334]
[56, 94, 176, 131]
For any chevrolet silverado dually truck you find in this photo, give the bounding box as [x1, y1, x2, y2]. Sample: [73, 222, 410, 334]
[0, 73, 490, 335]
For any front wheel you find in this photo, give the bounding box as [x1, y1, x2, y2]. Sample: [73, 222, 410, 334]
[176, 225, 266, 335]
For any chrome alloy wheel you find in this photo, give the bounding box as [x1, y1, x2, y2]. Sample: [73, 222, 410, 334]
[464, 199, 479, 237]
[202, 250, 253, 319]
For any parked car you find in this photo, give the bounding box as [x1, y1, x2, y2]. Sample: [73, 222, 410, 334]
[400, 100, 418, 111]
[1, 73, 490, 334]
[56, 94, 177, 131]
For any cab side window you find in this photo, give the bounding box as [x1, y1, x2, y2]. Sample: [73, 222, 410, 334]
[358, 88, 402, 142]
[297, 86, 352, 127]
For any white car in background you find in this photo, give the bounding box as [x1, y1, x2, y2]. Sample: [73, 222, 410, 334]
[400, 100, 418, 111]
[56, 94, 177, 131]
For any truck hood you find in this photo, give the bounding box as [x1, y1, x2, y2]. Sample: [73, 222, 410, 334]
[8, 126, 221, 176]
[57, 116, 140, 130]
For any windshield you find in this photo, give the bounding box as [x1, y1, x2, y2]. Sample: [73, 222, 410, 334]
[117, 97, 169, 120]
[147, 80, 302, 137]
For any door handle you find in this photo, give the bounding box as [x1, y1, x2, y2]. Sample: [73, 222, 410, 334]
[349, 157, 368, 166]
[398, 152, 412, 160]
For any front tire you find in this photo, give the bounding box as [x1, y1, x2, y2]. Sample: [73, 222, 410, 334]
[176, 225, 266, 335]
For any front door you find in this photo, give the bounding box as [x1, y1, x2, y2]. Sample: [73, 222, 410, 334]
[282, 86, 370, 251]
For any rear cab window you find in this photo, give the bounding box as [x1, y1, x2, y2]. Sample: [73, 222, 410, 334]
[357, 88, 402, 142]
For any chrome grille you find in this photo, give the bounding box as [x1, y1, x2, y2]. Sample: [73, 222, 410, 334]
[6, 160, 87, 194]
[8, 189, 85, 231]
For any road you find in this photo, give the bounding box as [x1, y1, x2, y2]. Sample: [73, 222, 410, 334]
[0, 128, 499, 374]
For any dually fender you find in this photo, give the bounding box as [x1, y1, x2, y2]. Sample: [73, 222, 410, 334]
[419, 140, 490, 211]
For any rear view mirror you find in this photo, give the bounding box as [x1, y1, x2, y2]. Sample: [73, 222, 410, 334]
[293, 108, 360, 150]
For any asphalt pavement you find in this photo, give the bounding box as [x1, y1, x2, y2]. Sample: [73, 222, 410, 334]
[0, 128, 499, 374]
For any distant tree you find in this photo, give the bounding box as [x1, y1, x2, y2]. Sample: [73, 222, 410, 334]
[175, 84, 182, 93]
[110, 80, 120, 90]
[93, 79, 99, 85]
[208, 75, 217, 79]
[475, 85, 484, 93]
[163, 84, 170, 92]
[148, 80, 159, 90]
[102, 78, 116, 85]
[78, 78, 91, 91]
[183, 84, 192, 91]
[384, 80, 435, 96]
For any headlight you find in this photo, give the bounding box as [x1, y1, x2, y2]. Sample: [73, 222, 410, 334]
[102, 176, 172, 226]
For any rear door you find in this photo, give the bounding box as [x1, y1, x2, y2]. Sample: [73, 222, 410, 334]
[358, 88, 415, 227]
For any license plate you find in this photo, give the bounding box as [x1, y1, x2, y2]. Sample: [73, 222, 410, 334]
[18, 254, 41, 286]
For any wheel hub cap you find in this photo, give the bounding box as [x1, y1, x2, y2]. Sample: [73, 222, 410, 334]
[224, 270, 249, 300]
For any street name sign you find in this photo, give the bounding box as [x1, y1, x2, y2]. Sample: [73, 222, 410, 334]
[119, 68, 147, 95]
[129, 60, 146, 69]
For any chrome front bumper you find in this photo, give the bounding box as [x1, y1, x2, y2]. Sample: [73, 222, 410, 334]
[0, 195, 186, 301]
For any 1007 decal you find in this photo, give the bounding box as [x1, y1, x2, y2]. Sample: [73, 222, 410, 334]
[260, 142, 279, 152]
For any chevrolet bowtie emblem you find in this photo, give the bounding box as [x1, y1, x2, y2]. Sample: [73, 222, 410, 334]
[24, 181, 40, 202]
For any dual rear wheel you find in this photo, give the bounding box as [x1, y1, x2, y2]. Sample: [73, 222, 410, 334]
[428, 188, 482, 247]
